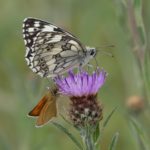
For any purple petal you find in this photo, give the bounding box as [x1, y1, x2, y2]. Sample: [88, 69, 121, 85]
[54, 68, 107, 97]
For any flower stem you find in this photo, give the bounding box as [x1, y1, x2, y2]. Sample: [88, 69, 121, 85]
[81, 127, 96, 150]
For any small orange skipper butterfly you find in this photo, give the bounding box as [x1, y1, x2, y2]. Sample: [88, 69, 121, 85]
[28, 88, 58, 127]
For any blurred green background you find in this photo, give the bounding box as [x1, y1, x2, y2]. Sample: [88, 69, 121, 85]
[0, 0, 149, 150]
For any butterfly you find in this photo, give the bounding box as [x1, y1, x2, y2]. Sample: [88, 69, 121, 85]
[22, 18, 97, 78]
[28, 88, 58, 127]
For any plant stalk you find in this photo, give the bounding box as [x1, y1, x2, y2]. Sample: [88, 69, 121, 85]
[81, 127, 96, 150]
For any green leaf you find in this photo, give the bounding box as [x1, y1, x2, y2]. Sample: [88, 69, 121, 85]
[143, 49, 150, 100]
[93, 123, 100, 144]
[114, 0, 128, 33]
[133, 0, 147, 48]
[103, 107, 117, 128]
[52, 122, 83, 150]
[130, 118, 150, 150]
[109, 132, 119, 150]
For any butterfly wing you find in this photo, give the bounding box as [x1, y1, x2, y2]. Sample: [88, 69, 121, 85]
[23, 18, 86, 77]
[36, 92, 57, 127]
[28, 94, 47, 117]
[28, 89, 58, 127]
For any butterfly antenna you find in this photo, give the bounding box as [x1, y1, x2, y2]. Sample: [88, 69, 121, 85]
[97, 50, 114, 57]
[96, 44, 114, 57]
[97, 44, 115, 48]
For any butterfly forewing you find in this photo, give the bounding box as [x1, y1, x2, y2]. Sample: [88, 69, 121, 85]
[28, 88, 58, 127]
[23, 18, 86, 77]
[36, 96, 57, 127]
[28, 94, 48, 117]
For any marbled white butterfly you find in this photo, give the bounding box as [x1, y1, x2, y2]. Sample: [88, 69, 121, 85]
[22, 18, 96, 78]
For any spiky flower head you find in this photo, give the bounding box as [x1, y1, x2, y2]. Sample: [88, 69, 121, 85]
[54, 68, 107, 127]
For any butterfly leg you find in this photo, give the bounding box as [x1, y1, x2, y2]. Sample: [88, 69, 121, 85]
[87, 63, 93, 68]
[78, 63, 84, 73]
[94, 57, 99, 68]
[86, 63, 94, 72]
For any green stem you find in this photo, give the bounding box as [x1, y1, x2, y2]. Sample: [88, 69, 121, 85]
[81, 127, 96, 150]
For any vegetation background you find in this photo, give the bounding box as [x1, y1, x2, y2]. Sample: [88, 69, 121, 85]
[0, 0, 149, 150]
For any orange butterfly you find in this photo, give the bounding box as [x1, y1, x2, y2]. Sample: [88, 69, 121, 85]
[28, 88, 59, 127]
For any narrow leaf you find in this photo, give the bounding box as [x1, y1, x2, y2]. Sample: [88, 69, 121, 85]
[130, 118, 150, 150]
[133, 0, 147, 48]
[103, 107, 117, 128]
[93, 123, 100, 143]
[109, 132, 119, 150]
[114, 0, 127, 30]
[144, 49, 150, 101]
[52, 122, 82, 150]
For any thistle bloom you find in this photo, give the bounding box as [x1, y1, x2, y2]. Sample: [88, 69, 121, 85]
[54, 68, 107, 127]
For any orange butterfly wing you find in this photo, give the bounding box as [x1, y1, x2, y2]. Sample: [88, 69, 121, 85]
[28, 89, 58, 127]
[36, 93, 57, 127]
[28, 95, 47, 117]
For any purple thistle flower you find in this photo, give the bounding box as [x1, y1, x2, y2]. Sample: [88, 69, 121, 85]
[54, 68, 108, 149]
[54, 68, 107, 127]
[54, 68, 107, 97]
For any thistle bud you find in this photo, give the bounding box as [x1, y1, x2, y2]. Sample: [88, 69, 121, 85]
[69, 95, 103, 127]
[126, 95, 145, 113]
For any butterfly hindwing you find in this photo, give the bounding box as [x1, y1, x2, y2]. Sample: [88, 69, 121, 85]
[33, 33, 83, 77]
[23, 18, 86, 77]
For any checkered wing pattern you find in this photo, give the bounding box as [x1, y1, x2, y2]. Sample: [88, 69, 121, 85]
[22, 18, 86, 77]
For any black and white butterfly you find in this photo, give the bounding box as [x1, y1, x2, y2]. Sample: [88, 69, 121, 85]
[22, 18, 97, 78]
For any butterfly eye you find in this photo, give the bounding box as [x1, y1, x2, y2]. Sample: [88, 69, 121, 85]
[90, 49, 96, 56]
